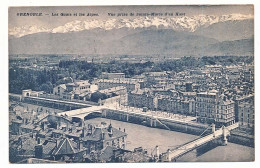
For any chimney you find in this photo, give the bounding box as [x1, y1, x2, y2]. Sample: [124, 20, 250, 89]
[155, 145, 160, 158]
[81, 127, 85, 137]
[91, 126, 94, 135]
[35, 133, 39, 141]
[101, 132, 105, 140]
[35, 137, 43, 159]
[41, 122, 45, 131]
[72, 122, 76, 131]
[77, 140, 81, 150]
[19, 137, 22, 149]
[37, 137, 41, 144]
[56, 139, 59, 148]
[62, 126, 67, 132]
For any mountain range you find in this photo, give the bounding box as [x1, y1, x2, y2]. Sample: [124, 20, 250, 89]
[9, 14, 254, 56]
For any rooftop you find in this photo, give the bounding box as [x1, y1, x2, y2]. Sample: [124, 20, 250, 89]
[82, 124, 127, 142]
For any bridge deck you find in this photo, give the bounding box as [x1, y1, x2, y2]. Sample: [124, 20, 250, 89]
[57, 105, 208, 128]
[59, 105, 104, 117]
[166, 123, 239, 160]
[106, 106, 208, 128]
[25, 96, 93, 107]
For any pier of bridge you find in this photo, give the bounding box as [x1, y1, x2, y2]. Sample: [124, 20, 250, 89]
[160, 122, 239, 162]
[59, 105, 104, 121]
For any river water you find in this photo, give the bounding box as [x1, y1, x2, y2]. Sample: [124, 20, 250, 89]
[85, 118, 254, 162]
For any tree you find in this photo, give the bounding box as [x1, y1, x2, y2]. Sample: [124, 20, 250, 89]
[90, 92, 108, 103]
[40, 82, 53, 93]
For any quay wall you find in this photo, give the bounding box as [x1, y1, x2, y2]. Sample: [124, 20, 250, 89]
[22, 97, 91, 111]
[101, 109, 210, 136]
[100, 109, 254, 147]
[10, 96, 254, 148]
[9, 94, 22, 102]
[229, 132, 254, 147]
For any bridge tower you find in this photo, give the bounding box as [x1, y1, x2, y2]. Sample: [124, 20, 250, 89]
[161, 149, 171, 162]
[151, 145, 160, 161]
[155, 145, 160, 158]
[211, 123, 216, 137]
[222, 126, 228, 146]
[102, 109, 107, 117]
[150, 118, 157, 127]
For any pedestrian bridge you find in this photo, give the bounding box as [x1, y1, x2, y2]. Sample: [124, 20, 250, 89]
[160, 122, 239, 162]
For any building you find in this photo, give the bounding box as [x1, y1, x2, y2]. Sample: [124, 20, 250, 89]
[144, 71, 169, 88]
[98, 79, 140, 92]
[128, 89, 158, 110]
[234, 94, 254, 122]
[9, 105, 128, 163]
[81, 122, 127, 152]
[99, 86, 128, 105]
[22, 89, 44, 98]
[157, 96, 195, 116]
[185, 82, 193, 92]
[101, 72, 125, 79]
[53, 80, 98, 100]
[238, 102, 254, 127]
[196, 90, 235, 127]
[99, 86, 127, 97]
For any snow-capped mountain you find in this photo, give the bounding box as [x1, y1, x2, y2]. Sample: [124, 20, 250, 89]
[9, 25, 51, 38]
[9, 14, 253, 37]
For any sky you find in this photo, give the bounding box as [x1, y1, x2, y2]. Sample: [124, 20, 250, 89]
[9, 5, 254, 29]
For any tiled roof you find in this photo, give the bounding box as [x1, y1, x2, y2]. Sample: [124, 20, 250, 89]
[20, 124, 35, 130]
[82, 125, 127, 142]
[99, 146, 114, 161]
[33, 127, 41, 131]
[12, 119, 23, 124]
[20, 137, 37, 152]
[20, 113, 32, 120]
[43, 141, 56, 155]
[52, 138, 77, 155]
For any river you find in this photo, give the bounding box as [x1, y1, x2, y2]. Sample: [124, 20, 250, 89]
[85, 118, 254, 162]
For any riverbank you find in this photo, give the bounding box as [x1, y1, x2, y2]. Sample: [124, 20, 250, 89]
[101, 108, 254, 148]
[86, 117, 254, 162]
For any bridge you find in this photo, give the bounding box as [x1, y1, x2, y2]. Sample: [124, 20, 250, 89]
[15, 94, 241, 161]
[23, 96, 94, 110]
[55, 104, 209, 133]
[160, 122, 239, 162]
[58, 105, 104, 120]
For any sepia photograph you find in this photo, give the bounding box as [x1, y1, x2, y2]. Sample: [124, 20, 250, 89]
[8, 5, 255, 163]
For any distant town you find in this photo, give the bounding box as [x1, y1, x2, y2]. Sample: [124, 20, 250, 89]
[9, 55, 254, 163]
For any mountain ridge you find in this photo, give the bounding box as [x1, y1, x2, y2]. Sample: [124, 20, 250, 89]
[9, 14, 253, 38]
[9, 28, 253, 56]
